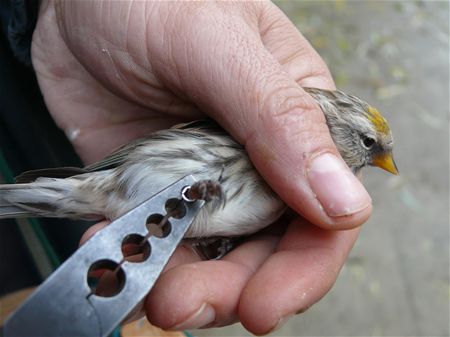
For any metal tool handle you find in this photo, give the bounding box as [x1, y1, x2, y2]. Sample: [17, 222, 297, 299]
[4, 175, 203, 337]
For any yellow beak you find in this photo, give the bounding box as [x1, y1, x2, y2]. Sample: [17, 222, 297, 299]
[372, 152, 399, 175]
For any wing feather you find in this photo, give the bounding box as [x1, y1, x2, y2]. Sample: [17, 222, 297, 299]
[15, 167, 86, 183]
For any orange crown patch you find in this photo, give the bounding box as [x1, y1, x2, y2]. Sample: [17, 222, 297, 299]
[366, 107, 390, 135]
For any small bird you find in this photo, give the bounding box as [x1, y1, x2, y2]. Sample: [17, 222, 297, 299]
[0, 88, 398, 239]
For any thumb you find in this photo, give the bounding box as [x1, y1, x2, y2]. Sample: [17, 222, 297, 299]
[237, 82, 372, 230]
[154, 5, 371, 229]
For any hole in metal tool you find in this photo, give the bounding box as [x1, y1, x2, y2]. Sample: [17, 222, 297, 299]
[165, 198, 187, 219]
[121, 234, 151, 263]
[87, 259, 126, 297]
[146, 214, 171, 238]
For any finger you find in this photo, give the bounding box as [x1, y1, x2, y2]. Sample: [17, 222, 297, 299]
[79, 221, 109, 245]
[258, 2, 334, 89]
[149, 4, 371, 230]
[144, 234, 280, 330]
[238, 218, 360, 335]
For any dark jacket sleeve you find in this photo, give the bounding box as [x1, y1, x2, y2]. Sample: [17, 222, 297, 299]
[0, 0, 91, 280]
[0, 0, 40, 66]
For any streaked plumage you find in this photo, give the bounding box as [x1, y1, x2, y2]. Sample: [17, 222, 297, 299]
[0, 88, 397, 238]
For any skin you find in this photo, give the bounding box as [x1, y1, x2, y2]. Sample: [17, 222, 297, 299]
[32, 1, 370, 334]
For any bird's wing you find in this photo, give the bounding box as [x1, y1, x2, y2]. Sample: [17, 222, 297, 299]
[84, 144, 134, 172]
[86, 119, 227, 172]
[173, 119, 225, 133]
[14, 149, 132, 182]
[15, 167, 87, 183]
[16, 120, 227, 181]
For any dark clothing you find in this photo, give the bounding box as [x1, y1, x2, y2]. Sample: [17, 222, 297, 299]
[0, 0, 91, 296]
[1, 0, 39, 66]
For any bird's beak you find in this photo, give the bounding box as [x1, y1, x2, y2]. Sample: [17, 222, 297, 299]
[372, 152, 399, 175]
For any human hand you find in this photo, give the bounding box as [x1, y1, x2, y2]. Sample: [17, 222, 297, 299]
[32, 1, 371, 334]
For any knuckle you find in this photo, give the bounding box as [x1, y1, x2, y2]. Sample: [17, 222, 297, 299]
[257, 81, 327, 136]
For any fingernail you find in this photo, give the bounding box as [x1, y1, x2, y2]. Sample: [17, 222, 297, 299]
[170, 303, 215, 330]
[307, 153, 371, 217]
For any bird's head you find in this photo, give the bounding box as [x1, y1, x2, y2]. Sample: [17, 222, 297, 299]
[305, 88, 398, 175]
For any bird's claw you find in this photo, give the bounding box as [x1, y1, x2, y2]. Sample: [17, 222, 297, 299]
[187, 237, 239, 260]
[183, 179, 223, 202]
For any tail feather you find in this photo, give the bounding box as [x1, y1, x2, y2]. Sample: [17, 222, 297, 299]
[0, 205, 35, 219]
[0, 179, 74, 219]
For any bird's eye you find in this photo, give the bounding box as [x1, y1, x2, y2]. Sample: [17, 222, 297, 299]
[362, 136, 375, 149]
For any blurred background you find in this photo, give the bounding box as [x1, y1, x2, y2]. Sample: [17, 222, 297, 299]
[197, 1, 450, 336]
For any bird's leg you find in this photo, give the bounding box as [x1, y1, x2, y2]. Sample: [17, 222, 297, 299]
[182, 179, 224, 202]
[181, 179, 235, 259]
[185, 237, 242, 260]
